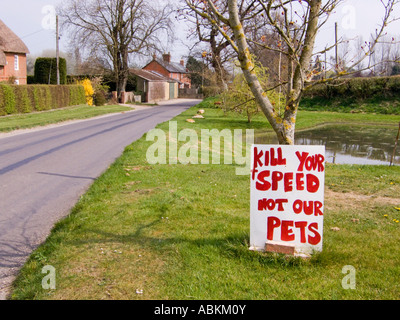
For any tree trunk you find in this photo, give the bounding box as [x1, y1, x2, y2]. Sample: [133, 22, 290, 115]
[247, 109, 251, 123]
[280, 0, 322, 144]
[227, 0, 287, 144]
[210, 26, 228, 90]
[115, 47, 129, 100]
[227, 0, 321, 145]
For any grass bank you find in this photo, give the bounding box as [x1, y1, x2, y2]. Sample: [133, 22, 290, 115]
[0, 104, 133, 133]
[300, 95, 400, 115]
[9, 99, 400, 300]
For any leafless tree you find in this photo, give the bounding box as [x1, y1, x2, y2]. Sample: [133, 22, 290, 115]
[59, 0, 174, 96]
[186, 0, 399, 145]
[368, 34, 400, 76]
[179, 0, 276, 89]
[178, 1, 237, 88]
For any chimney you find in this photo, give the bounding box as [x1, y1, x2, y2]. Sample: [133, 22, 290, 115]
[152, 53, 157, 60]
[162, 52, 171, 64]
[180, 59, 185, 66]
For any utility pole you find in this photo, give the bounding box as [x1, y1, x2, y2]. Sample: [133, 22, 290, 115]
[278, 33, 282, 114]
[335, 22, 338, 73]
[56, 15, 60, 85]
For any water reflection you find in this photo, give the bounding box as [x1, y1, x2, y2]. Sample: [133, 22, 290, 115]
[255, 125, 400, 165]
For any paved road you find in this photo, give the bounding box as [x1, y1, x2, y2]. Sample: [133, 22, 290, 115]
[0, 99, 201, 299]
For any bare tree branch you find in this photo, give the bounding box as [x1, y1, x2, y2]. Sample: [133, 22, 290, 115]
[59, 0, 174, 95]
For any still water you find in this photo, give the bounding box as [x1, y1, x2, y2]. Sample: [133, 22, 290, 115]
[255, 125, 400, 166]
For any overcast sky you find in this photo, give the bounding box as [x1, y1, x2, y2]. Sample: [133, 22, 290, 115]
[0, 0, 399, 66]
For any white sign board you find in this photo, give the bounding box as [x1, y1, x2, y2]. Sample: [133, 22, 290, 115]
[250, 145, 325, 255]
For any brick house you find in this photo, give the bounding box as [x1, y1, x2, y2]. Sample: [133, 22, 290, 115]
[0, 19, 30, 85]
[143, 53, 191, 89]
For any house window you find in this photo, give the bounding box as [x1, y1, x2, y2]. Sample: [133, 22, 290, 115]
[14, 55, 19, 71]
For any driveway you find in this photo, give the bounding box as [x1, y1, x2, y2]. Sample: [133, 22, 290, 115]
[0, 99, 201, 299]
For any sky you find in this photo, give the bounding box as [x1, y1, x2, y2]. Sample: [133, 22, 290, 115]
[0, 0, 399, 66]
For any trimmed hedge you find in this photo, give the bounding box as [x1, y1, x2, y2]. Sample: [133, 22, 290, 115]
[303, 76, 400, 99]
[34, 57, 67, 85]
[0, 84, 86, 116]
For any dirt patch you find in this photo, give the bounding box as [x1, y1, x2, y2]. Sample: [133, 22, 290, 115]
[124, 166, 152, 172]
[325, 189, 400, 210]
[133, 189, 158, 195]
[123, 181, 142, 188]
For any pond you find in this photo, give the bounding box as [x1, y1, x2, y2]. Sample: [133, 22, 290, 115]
[255, 125, 400, 166]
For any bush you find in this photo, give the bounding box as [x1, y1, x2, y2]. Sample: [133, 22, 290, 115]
[304, 75, 400, 99]
[202, 86, 224, 98]
[78, 79, 94, 106]
[27, 75, 35, 84]
[43, 86, 52, 110]
[0, 84, 86, 116]
[34, 57, 67, 85]
[93, 91, 107, 106]
[14, 86, 32, 113]
[221, 61, 284, 123]
[91, 76, 110, 106]
[0, 84, 16, 115]
[0, 86, 3, 115]
[31, 86, 41, 111]
[69, 85, 87, 106]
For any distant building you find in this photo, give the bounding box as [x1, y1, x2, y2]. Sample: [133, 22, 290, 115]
[0, 20, 30, 85]
[143, 53, 191, 89]
[130, 68, 179, 103]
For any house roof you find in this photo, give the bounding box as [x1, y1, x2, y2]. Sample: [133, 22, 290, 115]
[0, 50, 6, 66]
[0, 19, 30, 59]
[144, 58, 188, 74]
[157, 59, 188, 74]
[130, 68, 179, 83]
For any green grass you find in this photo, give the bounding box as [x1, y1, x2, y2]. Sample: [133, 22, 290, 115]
[9, 99, 400, 300]
[202, 96, 400, 131]
[0, 104, 133, 133]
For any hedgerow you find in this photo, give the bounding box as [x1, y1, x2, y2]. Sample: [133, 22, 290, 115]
[303, 76, 400, 99]
[0, 84, 86, 116]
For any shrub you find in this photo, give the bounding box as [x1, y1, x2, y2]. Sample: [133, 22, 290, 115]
[222, 61, 284, 123]
[43, 86, 53, 110]
[93, 91, 107, 106]
[91, 76, 110, 106]
[78, 79, 94, 106]
[7, 76, 17, 85]
[34, 57, 67, 85]
[32, 86, 42, 111]
[0, 85, 86, 116]
[14, 86, 32, 113]
[69, 85, 86, 106]
[0, 85, 3, 115]
[304, 75, 400, 99]
[27, 75, 35, 84]
[388, 76, 400, 95]
[0, 84, 16, 114]
[202, 86, 224, 98]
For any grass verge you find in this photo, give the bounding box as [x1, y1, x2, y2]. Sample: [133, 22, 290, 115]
[0, 104, 133, 133]
[9, 99, 400, 300]
[300, 95, 400, 115]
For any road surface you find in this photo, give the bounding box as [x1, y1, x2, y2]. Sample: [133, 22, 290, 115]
[0, 99, 201, 299]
